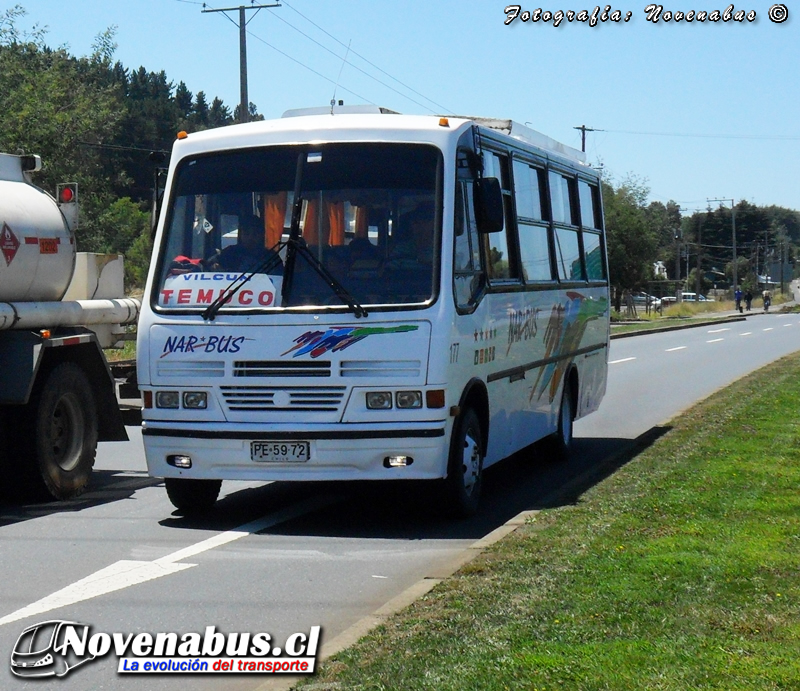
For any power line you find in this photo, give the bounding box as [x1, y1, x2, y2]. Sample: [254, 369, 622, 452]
[601, 128, 800, 141]
[263, 9, 441, 113]
[182, 0, 445, 115]
[202, 3, 281, 123]
[246, 31, 375, 105]
[281, 0, 452, 114]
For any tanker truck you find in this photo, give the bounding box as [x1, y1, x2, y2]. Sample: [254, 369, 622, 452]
[0, 152, 141, 500]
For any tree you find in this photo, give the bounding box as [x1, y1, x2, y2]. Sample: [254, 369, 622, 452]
[174, 81, 193, 124]
[233, 101, 265, 122]
[209, 97, 233, 128]
[645, 199, 682, 279]
[191, 91, 210, 128]
[0, 4, 242, 260]
[0, 22, 123, 251]
[602, 175, 658, 311]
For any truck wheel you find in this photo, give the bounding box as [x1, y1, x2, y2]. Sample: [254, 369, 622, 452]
[165, 478, 222, 514]
[32, 363, 98, 500]
[443, 407, 484, 518]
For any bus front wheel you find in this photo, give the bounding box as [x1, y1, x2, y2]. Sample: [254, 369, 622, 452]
[443, 408, 484, 518]
[165, 478, 222, 514]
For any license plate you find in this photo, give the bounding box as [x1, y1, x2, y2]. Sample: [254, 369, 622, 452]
[250, 441, 310, 463]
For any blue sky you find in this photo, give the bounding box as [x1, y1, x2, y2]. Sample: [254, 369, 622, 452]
[9, 1, 799, 213]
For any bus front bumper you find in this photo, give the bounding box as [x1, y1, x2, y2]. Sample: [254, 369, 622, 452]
[141, 421, 451, 482]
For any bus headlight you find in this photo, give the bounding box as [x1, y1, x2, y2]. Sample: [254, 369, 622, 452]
[155, 391, 180, 409]
[182, 391, 208, 409]
[366, 392, 393, 409]
[396, 391, 422, 409]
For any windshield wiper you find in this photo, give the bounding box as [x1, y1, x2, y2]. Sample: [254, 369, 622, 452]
[203, 151, 367, 321]
[279, 152, 367, 318]
[201, 250, 284, 321]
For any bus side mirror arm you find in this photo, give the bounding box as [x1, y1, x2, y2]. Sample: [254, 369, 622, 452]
[474, 178, 504, 234]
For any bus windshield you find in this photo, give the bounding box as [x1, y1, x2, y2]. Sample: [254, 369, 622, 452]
[156, 143, 440, 312]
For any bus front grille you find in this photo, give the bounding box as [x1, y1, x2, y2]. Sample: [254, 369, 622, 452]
[220, 385, 346, 412]
[233, 360, 332, 378]
[340, 360, 422, 378]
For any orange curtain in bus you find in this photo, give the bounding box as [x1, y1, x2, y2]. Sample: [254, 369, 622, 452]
[303, 199, 320, 245]
[354, 206, 369, 239]
[328, 202, 345, 246]
[263, 192, 287, 247]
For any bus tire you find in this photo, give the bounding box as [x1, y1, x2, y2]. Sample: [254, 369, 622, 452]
[31, 363, 98, 500]
[443, 407, 484, 518]
[549, 383, 574, 461]
[165, 478, 222, 514]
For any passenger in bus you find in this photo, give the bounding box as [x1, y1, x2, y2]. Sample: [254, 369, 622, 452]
[212, 216, 284, 274]
[385, 205, 434, 270]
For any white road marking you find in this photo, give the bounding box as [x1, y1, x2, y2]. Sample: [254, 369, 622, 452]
[707, 328, 730, 333]
[666, 346, 687, 352]
[609, 357, 636, 364]
[764, 328, 774, 332]
[785, 324, 793, 327]
[739, 332, 752, 336]
[0, 495, 338, 627]
[707, 338, 724, 343]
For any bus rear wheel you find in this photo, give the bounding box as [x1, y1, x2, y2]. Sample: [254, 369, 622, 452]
[443, 408, 484, 518]
[549, 384, 574, 461]
[165, 478, 222, 514]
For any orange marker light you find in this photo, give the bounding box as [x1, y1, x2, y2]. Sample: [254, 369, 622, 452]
[40, 329, 51, 339]
[426, 389, 446, 408]
[438, 118, 450, 128]
[177, 131, 188, 140]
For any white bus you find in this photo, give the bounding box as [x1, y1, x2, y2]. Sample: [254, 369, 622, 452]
[137, 106, 610, 517]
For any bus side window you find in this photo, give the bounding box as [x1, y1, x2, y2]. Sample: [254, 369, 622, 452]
[481, 151, 518, 282]
[454, 182, 483, 309]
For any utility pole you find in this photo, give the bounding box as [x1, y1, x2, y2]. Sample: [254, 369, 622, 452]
[202, 2, 281, 123]
[696, 213, 704, 299]
[708, 198, 736, 292]
[573, 125, 603, 153]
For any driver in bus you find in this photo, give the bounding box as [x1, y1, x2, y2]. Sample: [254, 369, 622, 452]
[211, 215, 284, 274]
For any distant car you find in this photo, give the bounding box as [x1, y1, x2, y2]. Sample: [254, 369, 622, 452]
[631, 292, 662, 310]
[680, 292, 710, 302]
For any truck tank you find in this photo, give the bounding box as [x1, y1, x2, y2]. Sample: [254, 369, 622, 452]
[0, 152, 75, 302]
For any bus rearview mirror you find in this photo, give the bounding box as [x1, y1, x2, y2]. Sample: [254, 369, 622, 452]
[474, 178, 503, 234]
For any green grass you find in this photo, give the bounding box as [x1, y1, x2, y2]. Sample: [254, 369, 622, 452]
[610, 317, 731, 336]
[104, 339, 136, 362]
[300, 354, 800, 690]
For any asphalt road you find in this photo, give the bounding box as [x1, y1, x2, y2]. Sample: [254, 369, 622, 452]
[2, 309, 799, 690]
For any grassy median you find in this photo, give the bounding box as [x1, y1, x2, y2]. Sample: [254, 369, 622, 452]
[300, 353, 800, 690]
